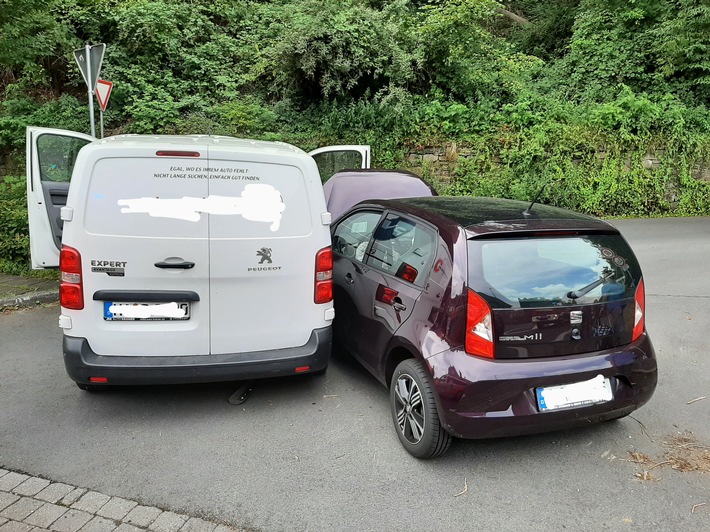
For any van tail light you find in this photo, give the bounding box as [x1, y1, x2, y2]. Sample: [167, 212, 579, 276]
[465, 289, 494, 359]
[60, 245, 84, 310]
[632, 278, 645, 341]
[314, 247, 333, 304]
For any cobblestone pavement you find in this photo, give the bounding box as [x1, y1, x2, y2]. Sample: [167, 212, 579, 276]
[0, 468, 241, 532]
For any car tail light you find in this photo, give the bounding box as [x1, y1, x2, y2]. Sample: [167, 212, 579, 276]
[465, 289, 494, 359]
[632, 278, 645, 341]
[314, 247, 333, 304]
[376, 285, 398, 305]
[395, 263, 418, 283]
[60, 246, 84, 310]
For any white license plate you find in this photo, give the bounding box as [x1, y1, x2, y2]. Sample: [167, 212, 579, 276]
[536, 375, 612, 411]
[103, 301, 190, 321]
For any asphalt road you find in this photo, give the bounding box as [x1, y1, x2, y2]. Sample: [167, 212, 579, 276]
[1, 217, 708, 531]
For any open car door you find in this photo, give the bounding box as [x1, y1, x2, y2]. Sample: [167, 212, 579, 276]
[308, 145, 370, 182]
[26, 127, 95, 268]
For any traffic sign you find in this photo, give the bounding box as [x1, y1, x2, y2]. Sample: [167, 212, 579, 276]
[95, 79, 113, 111]
[74, 44, 105, 91]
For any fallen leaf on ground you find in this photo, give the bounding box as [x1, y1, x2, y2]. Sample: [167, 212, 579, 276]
[455, 478, 468, 497]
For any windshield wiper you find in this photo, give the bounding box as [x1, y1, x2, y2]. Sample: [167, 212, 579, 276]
[566, 271, 615, 300]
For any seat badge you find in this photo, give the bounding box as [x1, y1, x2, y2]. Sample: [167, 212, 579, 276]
[570, 311, 583, 325]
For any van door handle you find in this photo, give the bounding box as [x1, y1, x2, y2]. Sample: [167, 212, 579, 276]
[345, 273, 355, 284]
[155, 261, 195, 269]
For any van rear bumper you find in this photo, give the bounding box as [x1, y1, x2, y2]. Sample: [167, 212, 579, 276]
[63, 327, 331, 386]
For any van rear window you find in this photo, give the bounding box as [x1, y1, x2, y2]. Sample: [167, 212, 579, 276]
[84, 158, 312, 238]
[467, 235, 642, 309]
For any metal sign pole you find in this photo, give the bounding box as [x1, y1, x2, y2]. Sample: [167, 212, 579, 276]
[86, 44, 96, 137]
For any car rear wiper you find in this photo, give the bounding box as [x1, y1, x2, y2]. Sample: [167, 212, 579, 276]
[566, 271, 614, 300]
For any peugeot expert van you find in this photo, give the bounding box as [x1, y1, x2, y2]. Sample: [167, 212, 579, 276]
[26, 127, 370, 390]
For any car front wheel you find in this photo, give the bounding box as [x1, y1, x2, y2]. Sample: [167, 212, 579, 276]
[390, 359, 452, 459]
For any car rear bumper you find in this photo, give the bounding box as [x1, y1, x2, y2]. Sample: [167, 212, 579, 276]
[63, 327, 331, 386]
[427, 334, 657, 439]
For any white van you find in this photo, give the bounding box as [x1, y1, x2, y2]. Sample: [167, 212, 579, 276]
[26, 127, 370, 390]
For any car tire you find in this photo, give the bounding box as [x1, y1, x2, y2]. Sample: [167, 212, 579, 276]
[390, 359, 452, 459]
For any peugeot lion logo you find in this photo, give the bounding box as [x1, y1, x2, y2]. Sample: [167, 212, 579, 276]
[256, 247, 273, 264]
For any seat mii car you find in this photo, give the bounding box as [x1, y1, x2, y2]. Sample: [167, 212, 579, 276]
[26, 127, 370, 390]
[331, 196, 657, 458]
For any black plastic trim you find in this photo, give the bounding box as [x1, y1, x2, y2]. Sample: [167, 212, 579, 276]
[92, 290, 200, 302]
[63, 327, 331, 385]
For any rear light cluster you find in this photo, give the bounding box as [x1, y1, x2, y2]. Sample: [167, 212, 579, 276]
[632, 278, 645, 342]
[465, 289, 494, 359]
[314, 247, 333, 304]
[60, 245, 84, 310]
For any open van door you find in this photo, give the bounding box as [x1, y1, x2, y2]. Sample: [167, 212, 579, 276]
[26, 127, 95, 268]
[308, 145, 370, 182]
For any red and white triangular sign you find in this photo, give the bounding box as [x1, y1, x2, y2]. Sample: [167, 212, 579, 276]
[95, 79, 113, 111]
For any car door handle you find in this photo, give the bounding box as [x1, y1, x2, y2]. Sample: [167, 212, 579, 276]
[345, 273, 355, 284]
[392, 301, 407, 312]
[155, 261, 195, 269]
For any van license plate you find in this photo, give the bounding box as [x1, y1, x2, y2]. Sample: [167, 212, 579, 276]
[103, 301, 191, 321]
[536, 375, 612, 411]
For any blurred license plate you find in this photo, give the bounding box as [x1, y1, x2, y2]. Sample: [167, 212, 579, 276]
[536, 375, 612, 411]
[103, 301, 190, 321]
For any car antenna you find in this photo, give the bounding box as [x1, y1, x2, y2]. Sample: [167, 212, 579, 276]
[523, 184, 547, 217]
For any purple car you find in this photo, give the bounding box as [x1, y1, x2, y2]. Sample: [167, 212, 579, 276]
[331, 196, 657, 458]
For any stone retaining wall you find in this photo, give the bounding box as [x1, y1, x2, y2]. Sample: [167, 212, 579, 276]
[405, 143, 710, 183]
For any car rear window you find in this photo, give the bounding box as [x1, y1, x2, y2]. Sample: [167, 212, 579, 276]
[467, 235, 642, 309]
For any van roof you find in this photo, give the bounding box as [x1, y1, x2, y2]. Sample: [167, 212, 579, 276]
[95, 134, 304, 155]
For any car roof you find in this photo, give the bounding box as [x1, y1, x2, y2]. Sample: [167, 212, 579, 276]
[324, 169, 436, 221]
[98, 134, 303, 155]
[355, 196, 619, 236]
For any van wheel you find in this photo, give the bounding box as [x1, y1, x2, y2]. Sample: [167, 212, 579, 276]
[390, 359, 452, 459]
[76, 383, 101, 392]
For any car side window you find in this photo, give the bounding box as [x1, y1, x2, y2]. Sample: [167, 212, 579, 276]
[332, 211, 382, 262]
[365, 214, 436, 286]
[36, 134, 90, 182]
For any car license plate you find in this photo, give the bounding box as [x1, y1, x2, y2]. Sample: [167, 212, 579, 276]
[536, 374, 612, 411]
[103, 301, 190, 321]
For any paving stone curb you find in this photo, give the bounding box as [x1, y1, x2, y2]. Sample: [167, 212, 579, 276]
[0, 289, 59, 310]
[0, 468, 243, 532]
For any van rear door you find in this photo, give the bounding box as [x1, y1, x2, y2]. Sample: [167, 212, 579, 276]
[207, 146, 330, 355]
[308, 145, 370, 182]
[70, 146, 211, 357]
[26, 127, 94, 268]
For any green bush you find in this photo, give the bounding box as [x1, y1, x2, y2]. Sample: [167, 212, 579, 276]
[0, 175, 30, 269]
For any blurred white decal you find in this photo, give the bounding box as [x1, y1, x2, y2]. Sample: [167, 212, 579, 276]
[118, 184, 285, 231]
